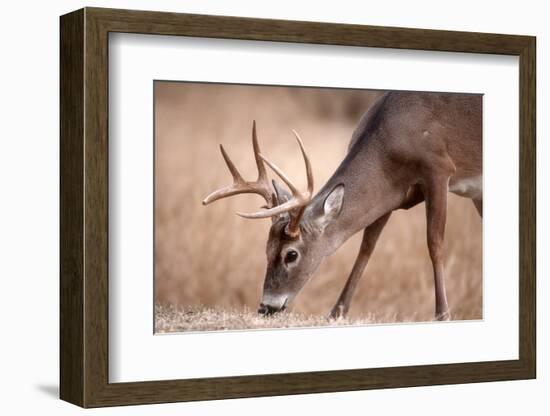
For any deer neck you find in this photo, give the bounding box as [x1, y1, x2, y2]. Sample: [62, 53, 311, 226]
[306, 143, 405, 257]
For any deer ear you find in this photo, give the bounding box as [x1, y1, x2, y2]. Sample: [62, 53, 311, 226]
[322, 184, 345, 222]
[272, 179, 292, 205]
[271, 180, 292, 223]
[311, 184, 344, 233]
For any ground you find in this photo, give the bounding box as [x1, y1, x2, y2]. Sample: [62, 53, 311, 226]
[155, 304, 405, 333]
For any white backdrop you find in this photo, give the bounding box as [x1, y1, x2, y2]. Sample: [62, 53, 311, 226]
[109, 34, 519, 382]
[0, 0, 546, 415]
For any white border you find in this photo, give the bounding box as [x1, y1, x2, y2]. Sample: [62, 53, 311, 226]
[109, 33, 519, 383]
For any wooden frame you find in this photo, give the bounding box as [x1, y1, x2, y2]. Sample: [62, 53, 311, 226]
[60, 7, 536, 408]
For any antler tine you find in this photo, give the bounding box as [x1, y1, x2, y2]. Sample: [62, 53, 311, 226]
[237, 198, 302, 219]
[258, 154, 300, 195]
[202, 145, 245, 205]
[292, 129, 314, 196]
[220, 144, 244, 184]
[252, 120, 268, 182]
[202, 184, 249, 206]
[202, 121, 274, 207]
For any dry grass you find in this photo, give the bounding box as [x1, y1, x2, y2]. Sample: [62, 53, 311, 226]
[155, 304, 399, 333]
[154, 82, 482, 333]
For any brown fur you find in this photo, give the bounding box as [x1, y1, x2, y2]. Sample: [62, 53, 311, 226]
[260, 91, 482, 320]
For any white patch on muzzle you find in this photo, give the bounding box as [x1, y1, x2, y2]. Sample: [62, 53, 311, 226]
[261, 293, 289, 310]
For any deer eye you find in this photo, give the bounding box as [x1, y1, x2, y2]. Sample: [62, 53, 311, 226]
[284, 250, 299, 264]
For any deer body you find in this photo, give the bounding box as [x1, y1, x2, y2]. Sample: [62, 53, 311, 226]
[204, 91, 482, 320]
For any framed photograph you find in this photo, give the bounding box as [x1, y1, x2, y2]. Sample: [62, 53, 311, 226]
[60, 7, 536, 407]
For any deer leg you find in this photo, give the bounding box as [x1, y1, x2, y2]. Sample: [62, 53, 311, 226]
[425, 176, 451, 321]
[329, 213, 391, 319]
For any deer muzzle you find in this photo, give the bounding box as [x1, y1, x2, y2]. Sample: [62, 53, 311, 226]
[258, 296, 289, 316]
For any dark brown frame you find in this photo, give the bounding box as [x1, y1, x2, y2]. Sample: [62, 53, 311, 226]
[60, 7, 536, 408]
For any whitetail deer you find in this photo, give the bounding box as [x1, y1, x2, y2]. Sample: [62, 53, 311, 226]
[203, 91, 482, 321]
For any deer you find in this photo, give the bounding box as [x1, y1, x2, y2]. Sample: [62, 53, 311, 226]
[203, 91, 482, 321]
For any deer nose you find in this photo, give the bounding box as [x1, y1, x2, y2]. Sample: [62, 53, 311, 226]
[258, 303, 279, 316]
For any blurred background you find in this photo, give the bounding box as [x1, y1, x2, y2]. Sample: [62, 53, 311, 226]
[154, 82, 482, 323]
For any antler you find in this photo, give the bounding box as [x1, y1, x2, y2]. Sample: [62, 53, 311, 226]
[238, 130, 314, 238]
[202, 121, 275, 209]
[203, 123, 314, 239]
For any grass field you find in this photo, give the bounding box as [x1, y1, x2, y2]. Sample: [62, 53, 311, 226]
[154, 82, 482, 333]
[155, 304, 389, 333]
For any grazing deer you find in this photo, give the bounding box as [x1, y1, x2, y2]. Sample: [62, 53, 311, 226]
[203, 91, 482, 321]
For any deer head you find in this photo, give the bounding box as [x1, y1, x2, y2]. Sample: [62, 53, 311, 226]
[203, 121, 345, 315]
